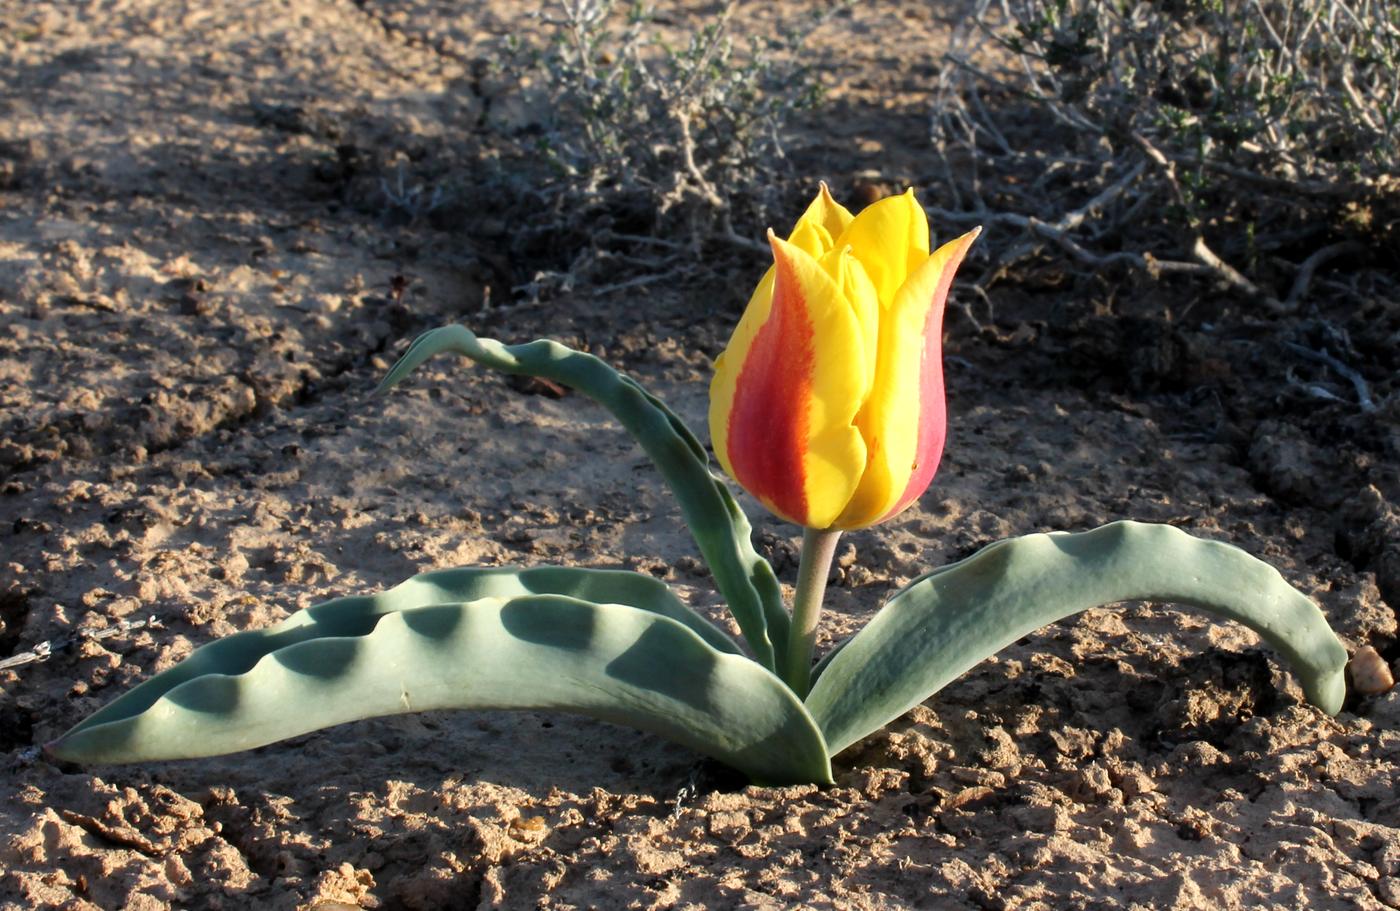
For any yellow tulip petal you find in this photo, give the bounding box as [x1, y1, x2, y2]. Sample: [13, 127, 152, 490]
[818, 245, 880, 394]
[833, 189, 931, 307]
[792, 182, 854, 245]
[710, 267, 776, 484]
[788, 219, 834, 259]
[834, 228, 980, 530]
[710, 232, 871, 529]
[708, 200, 842, 493]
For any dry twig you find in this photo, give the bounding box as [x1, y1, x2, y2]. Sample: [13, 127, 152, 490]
[1284, 341, 1379, 413]
[0, 615, 163, 674]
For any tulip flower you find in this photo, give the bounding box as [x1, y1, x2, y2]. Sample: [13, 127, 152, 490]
[709, 185, 980, 533]
[709, 186, 980, 691]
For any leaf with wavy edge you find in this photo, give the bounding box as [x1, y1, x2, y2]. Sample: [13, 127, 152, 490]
[377, 324, 788, 671]
[806, 522, 1348, 756]
[808, 537, 1019, 687]
[48, 596, 831, 786]
[61, 565, 737, 738]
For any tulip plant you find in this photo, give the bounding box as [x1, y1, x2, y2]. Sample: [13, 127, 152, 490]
[48, 188, 1347, 786]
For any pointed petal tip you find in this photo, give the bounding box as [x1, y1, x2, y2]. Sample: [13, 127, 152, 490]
[937, 226, 983, 259]
[767, 228, 801, 261]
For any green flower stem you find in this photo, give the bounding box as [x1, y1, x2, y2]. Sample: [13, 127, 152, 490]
[783, 527, 843, 698]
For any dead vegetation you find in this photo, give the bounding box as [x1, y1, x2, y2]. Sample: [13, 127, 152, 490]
[929, 0, 1399, 314]
[485, 0, 849, 299]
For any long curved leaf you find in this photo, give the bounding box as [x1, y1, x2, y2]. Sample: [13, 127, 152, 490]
[377, 325, 787, 671]
[806, 522, 1348, 755]
[48, 596, 831, 786]
[64, 565, 737, 737]
[809, 537, 1019, 685]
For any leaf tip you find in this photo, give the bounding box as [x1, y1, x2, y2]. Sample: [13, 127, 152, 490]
[42, 736, 75, 764]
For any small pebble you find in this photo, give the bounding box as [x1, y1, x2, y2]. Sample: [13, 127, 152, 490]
[1348, 645, 1395, 695]
[508, 815, 549, 843]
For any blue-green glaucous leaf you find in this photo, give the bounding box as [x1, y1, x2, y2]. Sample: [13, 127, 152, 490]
[807, 522, 1348, 756]
[58, 565, 737, 739]
[377, 325, 788, 672]
[49, 594, 832, 786]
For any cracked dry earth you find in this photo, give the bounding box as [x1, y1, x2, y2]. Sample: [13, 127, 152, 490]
[3, 1, 1400, 909]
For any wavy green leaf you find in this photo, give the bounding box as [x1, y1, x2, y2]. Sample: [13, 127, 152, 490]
[377, 324, 788, 671]
[808, 538, 1019, 687]
[48, 596, 831, 786]
[806, 522, 1348, 755]
[64, 565, 736, 737]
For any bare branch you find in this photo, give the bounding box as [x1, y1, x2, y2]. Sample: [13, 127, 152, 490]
[1284, 342, 1379, 413]
[1284, 240, 1367, 311]
[0, 616, 164, 674]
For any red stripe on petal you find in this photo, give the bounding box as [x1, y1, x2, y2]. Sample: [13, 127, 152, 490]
[877, 250, 963, 523]
[725, 252, 815, 526]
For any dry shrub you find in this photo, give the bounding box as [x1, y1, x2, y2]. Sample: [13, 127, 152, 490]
[929, 0, 1399, 312]
[486, 0, 846, 299]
